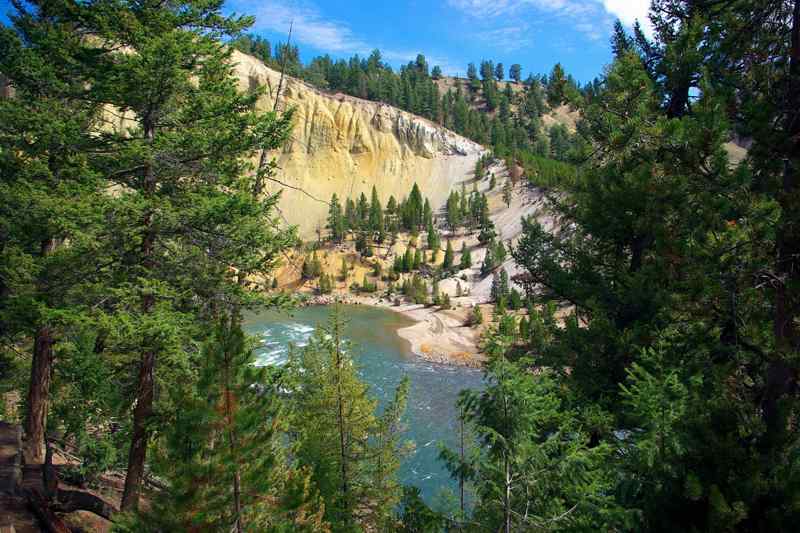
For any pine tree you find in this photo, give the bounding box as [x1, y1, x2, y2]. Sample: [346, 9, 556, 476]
[494, 62, 504, 81]
[426, 220, 439, 251]
[509, 64, 522, 83]
[328, 193, 345, 242]
[357, 192, 369, 229]
[345, 198, 357, 231]
[0, 0, 297, 510]
[460, 242, 472, 270]
[502, 178, 513, 207]
[443, 334, 615, 531]
[403, 248, 414, 273]
[413, 248, 423, 270]
[141, 318, 325, 531]
[0, 9, 109, 464]
[368, 185, 384, 238]
[443, 240, 454, 270]
[423, 198, 433, 228]
[288, 308, 409, 530]
[481, 246, 495, 277]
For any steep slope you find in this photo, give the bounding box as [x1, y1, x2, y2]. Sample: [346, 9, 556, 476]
[231, 52, 485, 237]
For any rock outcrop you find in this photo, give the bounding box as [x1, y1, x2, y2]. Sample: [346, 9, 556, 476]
[231, 51, 484, 237]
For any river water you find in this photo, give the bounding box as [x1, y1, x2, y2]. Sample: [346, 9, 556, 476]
[244, 304, 484, 503]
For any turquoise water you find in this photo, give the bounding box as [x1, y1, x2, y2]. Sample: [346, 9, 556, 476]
[243, 304, 484, 503]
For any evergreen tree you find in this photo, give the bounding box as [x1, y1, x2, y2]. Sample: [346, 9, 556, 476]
[502, 178, 513, 207]
[0, 0, 296, 510]
[443, 240, 454, 270]
[141, 318, 324, 531]
[328, 193, 345, 242]
[357, 192, 369, 229]
[431, 65, 443, 79]
[509, 64, 522, 83]
[443, 334, 616, 531]
[345, 198, 357, 231]
[494, 62, 504, 81]
[288, 308, 409, 530]
[368, 185, 384, 237]
[446, 191, 462, 230]
[459, 242, 472, 270]
[403, 247, 414, 273]
[480, 60, 495, 81]
[422, 198, 433, 228]
[426, 220, 440, 251]
[0, 7, 108, 464]
[481, 246, 495, 277]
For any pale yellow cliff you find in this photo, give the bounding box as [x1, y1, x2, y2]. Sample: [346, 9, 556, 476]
[231, 51, 485, 238]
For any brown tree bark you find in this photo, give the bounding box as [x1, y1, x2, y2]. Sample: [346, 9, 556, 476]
[764, 0, 800, 441]
[22, 326, 54, 464]
[121, 120, 157, 512]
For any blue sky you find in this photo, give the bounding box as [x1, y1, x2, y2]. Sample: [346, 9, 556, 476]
[0, 0, 652, 83]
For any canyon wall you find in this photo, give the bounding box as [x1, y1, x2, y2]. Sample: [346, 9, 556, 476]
[231, 51, 484, 237]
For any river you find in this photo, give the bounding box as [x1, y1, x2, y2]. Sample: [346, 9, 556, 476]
[244, 304, 484, 503]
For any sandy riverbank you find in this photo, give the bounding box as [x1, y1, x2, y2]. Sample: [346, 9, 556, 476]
[302, 293, 488, 368]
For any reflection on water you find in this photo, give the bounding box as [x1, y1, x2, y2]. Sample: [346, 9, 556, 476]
[244, 304, 484, 503]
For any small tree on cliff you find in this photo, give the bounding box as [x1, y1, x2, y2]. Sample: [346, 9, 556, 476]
[443, 240, 455, 270]
[460, 242, 472, 270]
[328, 193, 345, 242]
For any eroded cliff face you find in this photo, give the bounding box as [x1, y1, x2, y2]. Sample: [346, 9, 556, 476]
[231, 51, 484, 237]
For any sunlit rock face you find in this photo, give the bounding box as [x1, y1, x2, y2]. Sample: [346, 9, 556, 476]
[231, 51, 484, 237]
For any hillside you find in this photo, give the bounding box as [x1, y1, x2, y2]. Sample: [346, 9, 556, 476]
[231, 52, 485, 237]
[434, 74, 579, 131]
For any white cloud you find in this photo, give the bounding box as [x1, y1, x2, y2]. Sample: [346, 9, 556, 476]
[447, 0, 653, 41]
[229, 0, 460, 74]
[476, 25, 535, 52]
[237, 0, 369, 53]
[601, 0, 653, 36]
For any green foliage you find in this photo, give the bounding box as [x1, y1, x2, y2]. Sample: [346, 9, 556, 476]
[510, 7, 800, 528]
[444, 333, 620, 530]
[467, 305, 484, 327]
[318, 273, 334, 295]
[397, 486, 445, 532]
[459, 242, 472, 270]
[133, 318, 325, 531]
[302, 252, 323, 280]
[443, 240, 454, 270]
[502, 178, 513, 208]
[287, 308, 410, 530]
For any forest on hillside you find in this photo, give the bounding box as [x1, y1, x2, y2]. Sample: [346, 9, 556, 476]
[230, 31, 586, 184]
[1, 0, 800, 532]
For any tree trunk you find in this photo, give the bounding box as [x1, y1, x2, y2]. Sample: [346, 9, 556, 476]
[459, 405, 465, 516]
[120, 348, 154, 511]
[764, 0, 800, 442]
[504, 451, 511, 533]
[121, 120, 157, 512]
[223, 326, 243, 533]
[23, 326, 54, 464]
[334, 317, 351, 523]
